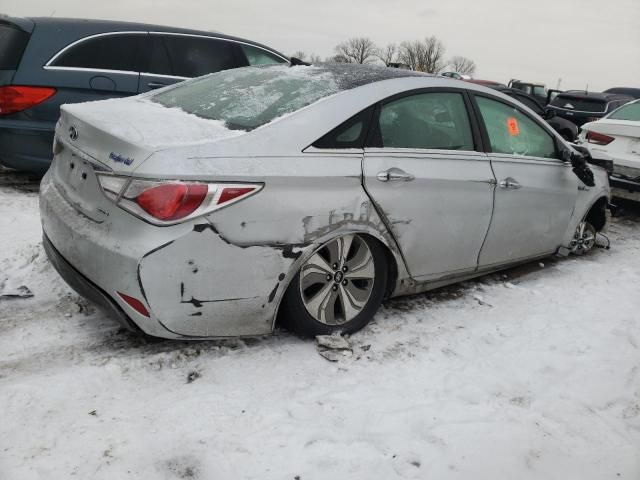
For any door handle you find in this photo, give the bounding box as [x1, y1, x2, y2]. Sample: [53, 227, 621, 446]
[147, 82, 167, 90]
[498, 177, 522, 189]
[376, 168, 415, 182]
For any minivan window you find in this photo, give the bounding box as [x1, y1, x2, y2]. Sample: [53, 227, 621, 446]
[152, 65, 340, 131]
[52, 33, 143, 72]
[0, 24, 30, 70]
[476, 96, 556, 159]
[153, 35, 241, 78]
[377, 92, 475, 150]
[241, 45, 285, 66]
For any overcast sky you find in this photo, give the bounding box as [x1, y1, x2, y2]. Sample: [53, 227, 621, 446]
[4, 0, 639, 91]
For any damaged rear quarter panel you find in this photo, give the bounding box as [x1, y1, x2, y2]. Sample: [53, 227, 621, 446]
[137, 153, 405, 337]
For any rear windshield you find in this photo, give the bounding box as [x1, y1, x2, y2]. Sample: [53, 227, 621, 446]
[608, 101, 640, 121]
[0, 24, 29, 70]
[550, 95, 606, 113]
[151, 65, 340, 131]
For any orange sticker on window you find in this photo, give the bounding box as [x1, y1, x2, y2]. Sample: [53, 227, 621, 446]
[507, 117, 520, 136]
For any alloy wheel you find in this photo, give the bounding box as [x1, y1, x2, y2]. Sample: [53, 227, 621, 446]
[570, 221, 596, 254]
[299, 234, 375, 325]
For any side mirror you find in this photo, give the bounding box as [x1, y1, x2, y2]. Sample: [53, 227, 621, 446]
[564, 147, 595, 187]
[543, 108, 556, 120]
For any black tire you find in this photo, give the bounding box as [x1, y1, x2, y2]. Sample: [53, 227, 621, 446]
[280, 235, 388, 337]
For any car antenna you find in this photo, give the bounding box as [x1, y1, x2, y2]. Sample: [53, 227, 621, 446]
[290, 57, 311, 67]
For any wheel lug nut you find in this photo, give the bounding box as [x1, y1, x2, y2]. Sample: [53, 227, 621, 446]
[342, 266, 348, 272]
[332, 285, 338, 291]
[342, 280, 348, 286]
[332, 263, 338, 270]
[326, 274, 332, 281]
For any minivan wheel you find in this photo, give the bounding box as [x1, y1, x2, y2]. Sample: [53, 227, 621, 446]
[570, 220, 596, 255]
[280, 234, 388, 337]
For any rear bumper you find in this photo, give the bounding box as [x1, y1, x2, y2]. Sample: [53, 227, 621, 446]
[43, 233, 141, 333]
[0, 123, 55, 174]
[610, 175, 640, 202]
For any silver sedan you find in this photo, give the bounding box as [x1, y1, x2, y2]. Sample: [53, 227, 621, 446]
[40, 64, 610, 339]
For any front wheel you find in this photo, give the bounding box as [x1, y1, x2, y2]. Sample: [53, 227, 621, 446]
[570, 221, 596, 255]
[280, 234, 388, 337]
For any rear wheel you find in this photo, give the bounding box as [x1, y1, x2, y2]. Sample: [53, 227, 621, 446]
[280, 234, 388, 337]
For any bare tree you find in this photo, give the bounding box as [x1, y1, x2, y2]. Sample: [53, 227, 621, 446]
[448, 55, 476, 76]
[333, 37, 377, 64]
[376, 43, 397, 66]
[292, 51, 307, 61]
[398, 36, 446, 73]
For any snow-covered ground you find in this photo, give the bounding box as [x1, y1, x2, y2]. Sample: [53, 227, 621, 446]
[1, 181, 639, 479]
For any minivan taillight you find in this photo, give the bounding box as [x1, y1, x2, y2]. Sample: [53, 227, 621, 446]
[96, 175, 262, 225]
[0, 86, 56, 115]
[586, 130, 614, 146]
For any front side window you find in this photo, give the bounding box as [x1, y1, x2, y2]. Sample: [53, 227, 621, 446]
[52, 34, 143, 72]
[476, 96, 557, 159]
[608, 101, 640, 121]
[376, 92, 475, 151]
[153, 35, 241, 78]
[241, 45, 285, 65]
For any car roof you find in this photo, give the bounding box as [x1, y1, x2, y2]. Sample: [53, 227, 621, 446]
[603, 87, 640, 99]
[557, 90, 632, 101]
[465, 79, 508, 87]
[298, 63, 432, 89]
[23, 16, 286, 58]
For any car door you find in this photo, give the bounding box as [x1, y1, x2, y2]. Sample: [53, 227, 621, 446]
[472, 94, 579, 268]
[44, 32, 143, 101]
[138, 33, 248, 93]
[363, 89, 495, 281]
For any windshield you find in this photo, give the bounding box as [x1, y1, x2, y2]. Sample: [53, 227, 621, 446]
[608, 101, 640, 121]
[151, 65, 340, 131]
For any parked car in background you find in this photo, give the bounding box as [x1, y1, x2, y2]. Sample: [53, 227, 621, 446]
[578, 99, 640, 202]
[490, 85, 579, 141]
[40, 64, 609, 340]
[441, 71, 471, 80]
[547, 91, 633, 127]
[604, 87, 640, 99]
[0, 16, 288, 174]
[508, 79, 548, 104]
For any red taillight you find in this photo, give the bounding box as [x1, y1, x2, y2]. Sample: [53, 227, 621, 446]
[117, 292, 150, 317]
[135, 183, 208, 221]
[219, 187, 256, 204]
[586, 130, 614, 146]
[0, 86, 56, 115]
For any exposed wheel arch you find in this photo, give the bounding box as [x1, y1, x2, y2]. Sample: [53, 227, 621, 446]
[584, 196, 609, 232]
[272, 230, 400, 331]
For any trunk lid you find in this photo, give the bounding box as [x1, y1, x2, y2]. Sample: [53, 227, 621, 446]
[52, 96, 244, 222]
[58, 97, 243, 173]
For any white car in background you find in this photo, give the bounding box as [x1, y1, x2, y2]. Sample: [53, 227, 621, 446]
[579, 99, 640, 201]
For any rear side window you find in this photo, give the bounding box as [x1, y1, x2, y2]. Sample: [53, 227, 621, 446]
[52, 34, 143, 72]
[608, 101, 640, 121]
[313, 107, 374, 149]
[550, 95, 606, 113]
[375, 92, 475, 151]
[0, 24, 30, 70]
[241, 45, 285, 65]
[476, 96, 557, 159]
[149, 35, 242, 78]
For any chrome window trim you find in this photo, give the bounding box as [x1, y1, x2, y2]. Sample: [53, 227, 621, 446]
[44, 31, 148, 67]
[139, 72, 189, 80]
[43, 30, 288, 76]
[43, 65, 139, 76]
[148, 31, 289, 62]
